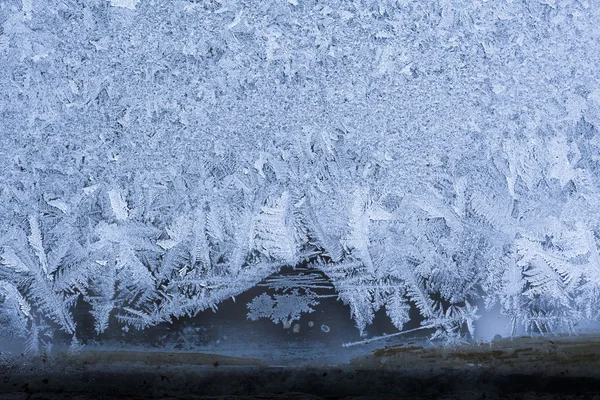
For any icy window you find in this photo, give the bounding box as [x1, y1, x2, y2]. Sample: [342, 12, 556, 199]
[1, 0, 600, 354]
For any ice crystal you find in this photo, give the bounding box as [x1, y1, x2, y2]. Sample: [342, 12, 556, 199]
[1, 0, 599, 350]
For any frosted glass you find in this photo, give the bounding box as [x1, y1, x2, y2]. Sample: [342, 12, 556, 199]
[1, 3, 600, 396]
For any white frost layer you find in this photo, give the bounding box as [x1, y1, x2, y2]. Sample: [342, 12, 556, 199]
[109, 0, 140, 10]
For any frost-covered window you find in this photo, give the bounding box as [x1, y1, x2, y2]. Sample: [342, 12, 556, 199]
[1, 0, 600, 354]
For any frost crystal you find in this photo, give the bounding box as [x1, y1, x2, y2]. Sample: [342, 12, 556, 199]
[247, 290, 318, 326]
[1, 0, 600, 350]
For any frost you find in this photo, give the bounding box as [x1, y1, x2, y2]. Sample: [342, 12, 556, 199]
[22, 0, 33, 20]
[110, 0, 140, 10]
[108, 189, 129, 221]
[1, 0, 600, 351]
[247, 290, 318, 326]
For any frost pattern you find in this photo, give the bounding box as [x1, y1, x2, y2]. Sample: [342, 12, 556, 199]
[247, 290, 318, 326]
[1, 0, 600, 350]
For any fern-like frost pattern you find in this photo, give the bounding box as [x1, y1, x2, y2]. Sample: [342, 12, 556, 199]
[0, 0, 599, 351]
